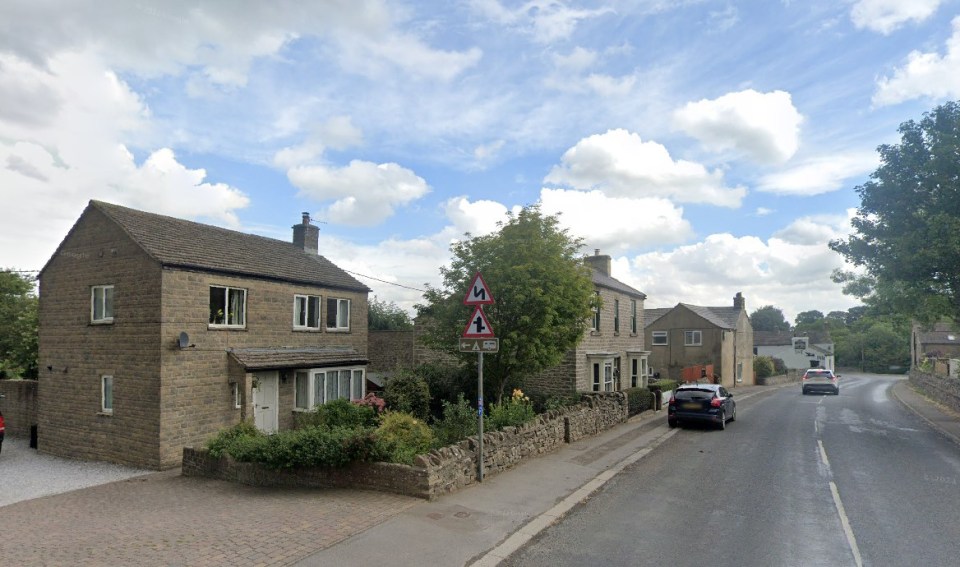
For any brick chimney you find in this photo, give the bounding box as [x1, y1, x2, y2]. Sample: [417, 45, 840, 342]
[584, 249, 611, 276]
[292, 212, 319, 254]
[733, 291, 745, 310]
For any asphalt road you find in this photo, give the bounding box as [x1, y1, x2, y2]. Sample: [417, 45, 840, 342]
[503, 374, 960, 567]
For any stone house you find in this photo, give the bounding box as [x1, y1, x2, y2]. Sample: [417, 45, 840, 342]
[911, 321, 960, 370]
[644, 293, 755, 387]
[37, 201, 370, 469]
[754, 330, 834, 371]
[526, 250, 650, 397]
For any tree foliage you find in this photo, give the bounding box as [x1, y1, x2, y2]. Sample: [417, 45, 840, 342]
[830, 101, 960, 324]
[749, 305, 791, 332]
[415, 206, 595, 402]
[0, 270, 38, 379]
[368, 296, 413, 330]
[795, 310, 825, 328]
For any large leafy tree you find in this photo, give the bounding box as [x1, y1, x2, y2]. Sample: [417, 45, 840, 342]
[831, 101, 960, 324]
[749, 305, 791, 332]
[416, 206, 596, 402]
[0, 270, 38, 379]
[368, 296, 413, 330]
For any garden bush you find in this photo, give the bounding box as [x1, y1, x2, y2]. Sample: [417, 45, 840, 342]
[206, 421, 262, 458]
[772, 357, 787, 375]
[623, 387, 654, 416]
[383, 370, 432, 420]
[488, 389, 536, 430]
[295, 398, 378, 430]
[647, 379, 679, 393]
[206, 422, 380, 469]
[754, 356, 775, 380]
[376, 411, 435, 464]
[432, 394, 477, 447]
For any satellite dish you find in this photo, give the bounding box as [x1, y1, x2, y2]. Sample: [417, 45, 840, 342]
[178, 332, 191, 349]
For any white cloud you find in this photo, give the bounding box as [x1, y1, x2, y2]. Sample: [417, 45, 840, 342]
[772, 211, 854, 246]
[443, 196, 511, 237]
[473, 140, 506, 164]
[757, 151, 878, 195]
[469, 0, 612, 43]
[544, 129, 746, 207]
[851, 0, 942, 35]
[0, 50, 249, 269]
[755, 207, 774, 216]
[539, 188, 692, 252]
[273, 116, 364, 169]
[873, 16, 960, 106]
[673, 89, 804, 164]
[288, 160, 430, 226]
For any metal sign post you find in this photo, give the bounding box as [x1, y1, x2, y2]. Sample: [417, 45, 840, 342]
[462, 272, 495, 482]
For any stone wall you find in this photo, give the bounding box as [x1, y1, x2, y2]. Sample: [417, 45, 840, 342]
[0, 379, 38, 437]
[368, 330, 415, 374]
[183, 392, 629, 500]
[755, 369, 802, 387]
[910, 370, 960, 414]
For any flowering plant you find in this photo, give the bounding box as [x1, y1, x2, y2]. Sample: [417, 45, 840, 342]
[354, 392, 387, 414]
[489, 388, 535, 430]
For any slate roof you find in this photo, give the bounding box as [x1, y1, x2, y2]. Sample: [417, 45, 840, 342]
[643, 303, 743, 330]
[590, 268, 646, 299]
[916, 322, 960, 346]
[57, 200, 369, 292]
[754, 330, 793, 346]
[229, 347, 367, 370]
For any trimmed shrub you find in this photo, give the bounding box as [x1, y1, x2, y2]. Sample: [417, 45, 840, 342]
[432, 394, 477, 447]
[529, 392, 580, 414]
[623, 387, 654, 416]
[376, 411, 435, 464]
[295, 398, 378, 430]
[647, 380, 679, 393]
[772, 357, 787, 375]
[488, 388, 536, 430]
[206, 421, 262, 458]
[383, 370, 432, 420]
[754, 356, 775, 380]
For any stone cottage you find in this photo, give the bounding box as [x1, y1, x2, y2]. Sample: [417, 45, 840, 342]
[38, 200, 370, 469]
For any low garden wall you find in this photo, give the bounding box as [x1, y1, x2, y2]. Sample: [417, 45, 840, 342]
[756, 369, 802, 387]
[910, 370, 960, 414]
[183, 392, 629, 500]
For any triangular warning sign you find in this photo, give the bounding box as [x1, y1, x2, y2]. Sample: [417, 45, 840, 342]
[462, 306, 495, 338]
[463, 272, 495, 305]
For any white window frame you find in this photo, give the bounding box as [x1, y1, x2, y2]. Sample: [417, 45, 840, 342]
[294, 366, 366, 410]
[652, 331, 668, 345]
[631, 358, 639, 388]
[614, 299, 620, 334]
[592, 359, 615, 392]
[630, 300, 637, 334]
[591, 291, 601, 331]
[326, 298, 350, 331]
[209, 286, 247, 328]
[101, 375, 113, 415]
[91, 285, 114, 323]
[293, 294, 321, 330]
[232, 383, 241, 409]
[684, 330, 702, 346]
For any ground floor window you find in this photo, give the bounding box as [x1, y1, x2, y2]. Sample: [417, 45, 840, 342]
[101, 375, 113, 414]
[628, 355, 650, 388]
[295, 366, 365, 409]
[592, 360, 614, 392]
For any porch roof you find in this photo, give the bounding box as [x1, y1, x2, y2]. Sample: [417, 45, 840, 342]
[228, 346, 368, 370]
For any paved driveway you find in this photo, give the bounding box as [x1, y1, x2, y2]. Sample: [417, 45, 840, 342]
[0, 438, 419, 566]
[0, 437, 152, 507]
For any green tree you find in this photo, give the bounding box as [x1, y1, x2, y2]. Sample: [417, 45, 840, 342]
[831, 101, 960, 324]
[0, 270, 38, 379]
[749, 305, 791, 332]
[368, 296, 413, 330]
[794, 310, 825, 328]
[416, 206, 595, 403]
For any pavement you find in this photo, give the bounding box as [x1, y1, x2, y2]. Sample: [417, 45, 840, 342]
[1, 378, 957, 566]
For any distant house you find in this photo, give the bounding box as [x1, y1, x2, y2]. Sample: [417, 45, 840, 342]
[754, 331, 834, 371]
[38, 201, 370, 469]
[644, 293, 755, 387]
[911, 321, 960, 368]
[527, 250, 650, 397]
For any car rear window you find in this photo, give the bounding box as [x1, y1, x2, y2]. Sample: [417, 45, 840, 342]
[807, 370, 832, 377]
[674, 389, 714, 400]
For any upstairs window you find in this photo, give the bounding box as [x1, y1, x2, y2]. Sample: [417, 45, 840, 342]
[614, 299, 620, 333]
[684, 330, 702, 346]
[591, 291, 601, 331]
[652, 331, 668, 345]
[630, 299, 637, 334]
[91, 285, 114, 323]
[326, 298, 350, 331]
[209, 286, 246, 327]
[294, 295, 321, 329]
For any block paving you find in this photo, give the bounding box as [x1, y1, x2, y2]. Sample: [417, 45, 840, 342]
[0, 470, 417, 566]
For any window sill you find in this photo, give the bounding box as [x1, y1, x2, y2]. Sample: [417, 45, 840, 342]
[293, 327, 323, 332]
[97, 411, 113, 417]
[208, 325, 247, 331]
[90, 320, 114, 326]
[325, 328, 351, 333]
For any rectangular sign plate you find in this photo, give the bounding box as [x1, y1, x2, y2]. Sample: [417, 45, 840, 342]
[459, 338, 499, 353]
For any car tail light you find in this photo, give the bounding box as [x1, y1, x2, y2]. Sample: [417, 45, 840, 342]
[710, 397, 722, 408]
[668, 395, 676, 407]
[0, 414, 5, 434]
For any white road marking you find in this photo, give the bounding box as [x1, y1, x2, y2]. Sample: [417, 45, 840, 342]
[830, 480, 864, 567]
[818, 439, 830, 468]
[872, 383, 890, 404]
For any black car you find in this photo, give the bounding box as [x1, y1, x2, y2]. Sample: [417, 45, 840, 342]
[667, 383, 736, 430]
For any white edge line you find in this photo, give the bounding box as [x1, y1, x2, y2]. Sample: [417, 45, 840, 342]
[469, 427, 679, 565]
[830, 480, 864, 567]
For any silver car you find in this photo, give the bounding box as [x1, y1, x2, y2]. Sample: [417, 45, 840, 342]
[801, 368, 840, 395]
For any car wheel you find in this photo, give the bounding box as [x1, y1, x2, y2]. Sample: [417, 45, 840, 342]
[802, 389, 807, 395]
[834, 388, 840, 395]
[730, 406, 736, 422]
[668, 418, 678, 428]
[717, 411, 726, 430]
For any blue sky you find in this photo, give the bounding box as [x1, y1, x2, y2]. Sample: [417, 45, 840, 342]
[2, 0, 958, 321]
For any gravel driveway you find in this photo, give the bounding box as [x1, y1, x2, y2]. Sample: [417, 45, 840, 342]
[0, 437, 152, 507]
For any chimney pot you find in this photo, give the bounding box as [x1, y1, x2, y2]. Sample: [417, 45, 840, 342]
[301, 212, 310, 225]
[293, 213, 319, 254]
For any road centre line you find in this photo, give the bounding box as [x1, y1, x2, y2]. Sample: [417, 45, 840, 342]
[818, 439, 864, 567]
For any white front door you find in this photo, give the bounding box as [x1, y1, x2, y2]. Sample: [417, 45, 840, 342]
[252, 371, 279, 433]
